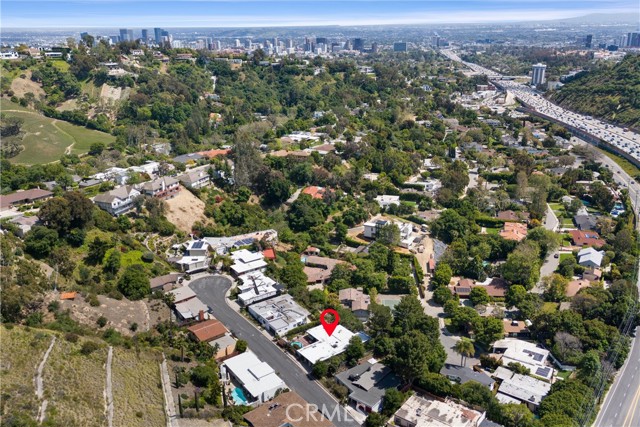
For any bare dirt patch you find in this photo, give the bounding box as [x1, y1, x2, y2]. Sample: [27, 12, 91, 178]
[165, 186, 206, 234]
[58, 294, 151, 335]
[57, 98, 79, 112]
[10, 71, 45, 99]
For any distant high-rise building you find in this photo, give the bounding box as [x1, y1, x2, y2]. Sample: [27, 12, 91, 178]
[316, 37, 328, 45]
[286, 38, 293, 49]
[234, 39, 241, 48]
[627, 32, 640, 47]
[585, 34, 593, 48]
[393, 42, 407, 52]
[371, 42, 379, 53]
[141, 29, 148, 42]
[110, 35, 120, 44]
[119, 28, 133, 42]
[353, 38, 365, 51]
[531, 63, 547, 86]
[344, 40, 352, 50]
[431, 34, 441, 48]
[154, 28, 164, 44]
[214, 40, 222, 50]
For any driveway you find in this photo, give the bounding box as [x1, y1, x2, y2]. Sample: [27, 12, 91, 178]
[189, 276, 359, 427]
[544, 203, 559, 232]
[421, 288, 481, 367]
[533, 250, 560, 294]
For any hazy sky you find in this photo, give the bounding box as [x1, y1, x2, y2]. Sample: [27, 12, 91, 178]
[2, 0, 639, 28]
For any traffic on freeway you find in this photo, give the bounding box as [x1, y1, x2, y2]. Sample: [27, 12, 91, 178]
[441, 49, 640, 165]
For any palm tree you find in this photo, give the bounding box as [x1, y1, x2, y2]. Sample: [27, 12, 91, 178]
[454, 338, 475, 367]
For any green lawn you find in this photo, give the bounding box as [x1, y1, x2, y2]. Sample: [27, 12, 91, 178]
[541, 302, 559, 314]
[485, 226, 501, 235]
[549, 203, 564, 211]
[559, 253, 574, 262]
[1, 100, 114, 164]
[562, 218, 575, 228]
[50, 60, 70, 72]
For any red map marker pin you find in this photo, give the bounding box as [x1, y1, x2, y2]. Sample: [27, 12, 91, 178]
[319, 308, 340, 337]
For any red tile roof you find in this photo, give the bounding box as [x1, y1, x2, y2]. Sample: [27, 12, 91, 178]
[197, 149, 231, 159]
[187, 319, 228, 342]
[302, 186, 327, 199]
[262, 248, 276, 260]
[60, 291, 77, 300]
[499, 222, 528, 242]
[569, 230, 606, 248]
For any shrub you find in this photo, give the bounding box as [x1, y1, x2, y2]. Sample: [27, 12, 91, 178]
[65, 333, 79, 343]
[48, 301, 60, 313]
[142, 251, 155, 263]
[235, 339, 248, 353]
[96, 316, 108, 328]
[129, 322, 138, 332]
[80, 341, 100, 355]
[87, 294, 100, 307]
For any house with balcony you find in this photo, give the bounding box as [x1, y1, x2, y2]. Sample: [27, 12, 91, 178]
[140, 176, 180, 199]
[94, 186, 141, 216]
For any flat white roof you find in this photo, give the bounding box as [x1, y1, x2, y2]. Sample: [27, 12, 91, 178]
[223, 351, 285, 399]
[496, 369, 551, 406]
[231, 259, 268, 275]
[232, 249, 264, 263]
[297, 324, 355, 364]
[175, 256, 208, 265]
[493, 339, 550, 369]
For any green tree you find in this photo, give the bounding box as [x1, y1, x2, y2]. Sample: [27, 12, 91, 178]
[377, 223, 401, 246]
[454, 338, 475, 367]
[502, 242, 540, 289]
[344, 336, 365, 367]
[236, 339, 248, 353]
[104, 250, 121, 276]
[24, 226, 59, 258]
[434, 286, 456, 305]
[429, 209, 470, 243]
[117, 265, 150, 300]
[381, 388, 408, 416]
[365, 412, 387, 427]
[431, 262, 453, 288]
[542, 274, 568, 302]
[386, 331, 445, 384]
[497, 403, 536, 427]
[86, 236, 111, 265]
[473, 316, 504, 347]
[469, 287, 490, 306]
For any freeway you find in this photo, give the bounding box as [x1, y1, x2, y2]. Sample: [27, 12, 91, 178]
[440, 49, 640, 166]
[586, 141, 640, 427]
[189, 276, 360, 427]
[441, 48, 640, 426]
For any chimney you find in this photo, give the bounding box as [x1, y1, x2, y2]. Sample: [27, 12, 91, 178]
[199, 310, 205, 321]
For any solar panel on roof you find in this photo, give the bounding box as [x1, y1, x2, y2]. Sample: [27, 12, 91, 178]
[193, 241, 204, 249]
[524, 350, 545, 361]
[235, 238, 255, 247]
[536, 367, 551, 377]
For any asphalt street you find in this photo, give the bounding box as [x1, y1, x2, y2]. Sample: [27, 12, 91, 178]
[189, 276, 360, 427]
[585, 139, 640, 427]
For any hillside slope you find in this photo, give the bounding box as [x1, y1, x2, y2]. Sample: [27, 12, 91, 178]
[549, 55, 640, 128]
[0, 325, 165, 426]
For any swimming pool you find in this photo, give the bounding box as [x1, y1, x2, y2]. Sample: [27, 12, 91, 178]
[231, 387, 248, 404]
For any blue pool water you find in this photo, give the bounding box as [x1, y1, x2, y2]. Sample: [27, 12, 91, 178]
[291, 341, 303, 349]
[232, 387, 248, 404]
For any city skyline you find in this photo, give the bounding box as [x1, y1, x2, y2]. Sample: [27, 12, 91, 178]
[2, 0, 639, 28]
